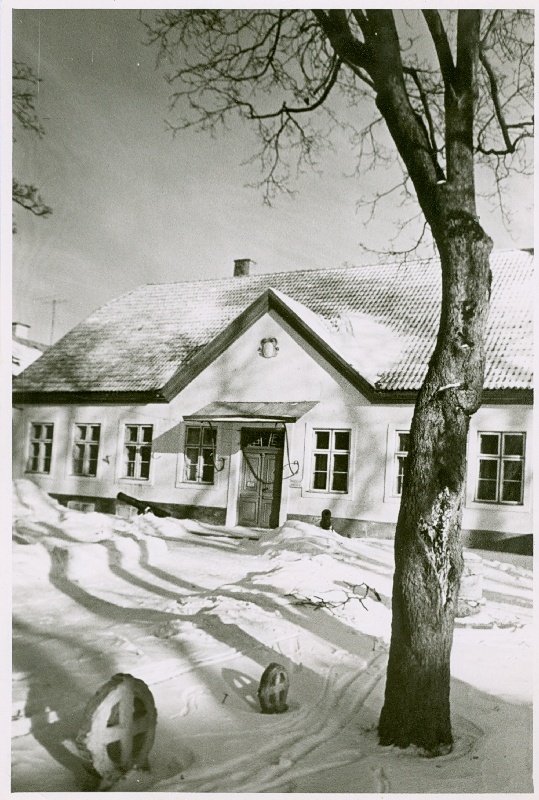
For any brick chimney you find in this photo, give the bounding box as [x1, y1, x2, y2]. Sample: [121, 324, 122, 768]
[234, 258, 255, 277]
[12, 322, 30, 339]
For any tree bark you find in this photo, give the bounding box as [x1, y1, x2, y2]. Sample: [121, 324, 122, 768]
[378, 223, 492, 753]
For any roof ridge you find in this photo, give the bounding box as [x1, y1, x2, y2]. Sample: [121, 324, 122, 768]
[139, 248, 532, 291]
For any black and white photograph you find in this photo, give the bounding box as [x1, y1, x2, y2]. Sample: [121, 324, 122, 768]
[6, 4, 534, 793]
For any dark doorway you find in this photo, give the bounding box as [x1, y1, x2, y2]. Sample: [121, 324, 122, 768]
[237, 429, 284, 528]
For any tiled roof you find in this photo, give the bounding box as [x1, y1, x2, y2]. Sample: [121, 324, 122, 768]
[13, 250, 533, 396]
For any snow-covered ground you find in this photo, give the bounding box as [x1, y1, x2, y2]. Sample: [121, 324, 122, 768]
[12, 479, 533, 793]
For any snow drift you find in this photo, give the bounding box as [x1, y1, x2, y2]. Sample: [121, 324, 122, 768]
[11, 479, 533, 793]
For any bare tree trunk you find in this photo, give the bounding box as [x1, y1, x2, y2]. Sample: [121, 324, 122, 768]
[378, 223, 492, 753]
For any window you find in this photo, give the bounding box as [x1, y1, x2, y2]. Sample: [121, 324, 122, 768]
[311, 429, 350, 492]
[476, 432, 525, 504]
[27, 423, 54, 474]
[394, 431, 410, 495]
[184, 426, 216, 484]
[124, 425, 153, 480]
[73, 424, 101, 477]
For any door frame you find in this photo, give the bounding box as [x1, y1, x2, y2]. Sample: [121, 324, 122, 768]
[237, 441, 284, 528]
[225, 424, 290, 528]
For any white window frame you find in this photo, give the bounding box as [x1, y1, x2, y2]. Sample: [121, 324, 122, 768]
[27, 422, 54, 474]
[122, 424, 153, 481]
[310, 428, 350, 494]
[182, 425, 217, 485]
[72, 423, 101, 477]
[475, 431, 525, 505]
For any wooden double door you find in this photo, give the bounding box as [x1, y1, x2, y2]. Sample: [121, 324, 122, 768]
[237, 429, 284, 529]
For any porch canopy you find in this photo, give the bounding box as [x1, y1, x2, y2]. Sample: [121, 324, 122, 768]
[183, 401, 318, 423]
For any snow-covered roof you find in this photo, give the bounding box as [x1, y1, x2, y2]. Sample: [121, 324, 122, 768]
[12, 250, 533, 398]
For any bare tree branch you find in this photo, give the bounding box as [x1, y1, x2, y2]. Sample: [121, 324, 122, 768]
[12, 59, 52, 226]
[479, 46, 529, 154]
[422, 11, 456, 89]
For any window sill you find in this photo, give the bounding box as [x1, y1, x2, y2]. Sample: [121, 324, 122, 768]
[25, 471, 52, 477]
[302, 488, 349, 497]
[466, 500, 528, 513]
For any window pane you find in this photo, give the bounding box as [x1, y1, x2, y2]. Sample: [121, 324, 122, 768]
[142, 426, 153, 443]
[396, 454, 407, 494]
[477, 479, 497, 501]
[185, 447, 199, 464]
[333, 453, 349, 473]
[268, 431, 284, 448]
[479, 459, 498, 480]
[139, 445, 151, 480]
[184, 456, 198, 481]
[186, 427, 201, 445]
[480, 434, 500, 455]
[313, 453, 328, 490]
[185, 448, 199, 481]
[313, 472, 327, 490]
[315, 431, 330, 450]
[140, 445, 152, 463]
[45, 425, 53, 440]
[126, 426, 138, 443]
[503, 434, 524, 457]
[77, 425, 87, 440]
[73, 444, 85, 474]
[29, 442, 40, 472]
[501, 484, 521, 503]
[201, 463, 215, 483]
[503, 461, 523, 482]
[32, 424, 41, 440]
[314, 453, 328, 472]
[202, 427, 215, 446]
[398, 432, 410, 452]
[88, 444, 99, 476]
[202, 447, 214, 463]
[334, 431, 350, 451]
[332, 471, 348, 492]
[502, 460, 523, 502]
[501, 463, 523, 502]
[90, 426, 100, 442]
[125, 446, 136, 477]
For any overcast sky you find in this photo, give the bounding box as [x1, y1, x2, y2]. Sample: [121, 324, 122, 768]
[9, 7, 534, 345]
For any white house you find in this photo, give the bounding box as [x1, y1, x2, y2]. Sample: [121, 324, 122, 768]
[12, 250, 533, 547]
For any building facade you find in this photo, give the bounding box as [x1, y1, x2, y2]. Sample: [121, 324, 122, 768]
[12, 251, 533, 544]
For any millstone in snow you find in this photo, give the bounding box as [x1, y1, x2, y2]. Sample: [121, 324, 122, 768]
[257, 663, 289, 714]
[76, 673, 157, 785]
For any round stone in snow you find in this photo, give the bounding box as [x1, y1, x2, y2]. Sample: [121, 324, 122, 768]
[257, 663, 289, 714]
[76, 673, 157, 786]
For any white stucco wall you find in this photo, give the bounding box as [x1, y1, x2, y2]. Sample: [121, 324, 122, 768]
[12, 309, 533, 536]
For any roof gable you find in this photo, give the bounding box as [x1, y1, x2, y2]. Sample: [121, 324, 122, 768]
[161, 287, 382, 402]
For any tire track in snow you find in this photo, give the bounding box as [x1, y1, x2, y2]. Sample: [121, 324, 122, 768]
[155, 650, 387, 792]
